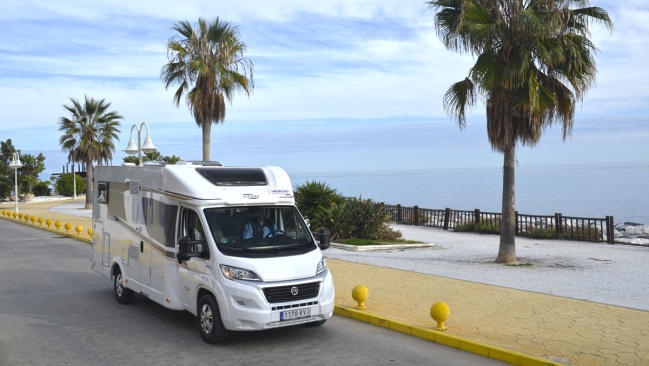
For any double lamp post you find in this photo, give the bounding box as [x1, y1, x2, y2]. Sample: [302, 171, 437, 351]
[9, 151, 22, 213]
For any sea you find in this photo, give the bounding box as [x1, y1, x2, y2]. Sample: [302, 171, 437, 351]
[31, 149, 649, 225]
[290, 164, 649, 225]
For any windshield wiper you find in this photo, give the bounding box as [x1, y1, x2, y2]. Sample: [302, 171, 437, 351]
[247, 243, 307, 251]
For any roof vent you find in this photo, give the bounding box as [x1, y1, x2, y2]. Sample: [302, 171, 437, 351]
[177, 160, 223, 167]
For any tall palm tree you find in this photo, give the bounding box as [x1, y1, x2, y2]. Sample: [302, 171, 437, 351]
[59, 96, 122, 209]
[428, 0, 612, 263]
[162, 17, 253, 161]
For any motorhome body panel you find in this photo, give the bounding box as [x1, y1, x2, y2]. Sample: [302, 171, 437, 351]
[91, 162, 334, 331]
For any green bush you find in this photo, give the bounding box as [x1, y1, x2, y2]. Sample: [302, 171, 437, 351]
[55, 173, 85, 197]
[295, 181, 344, 231]
[455, 219, 501, 234]
[32, 181, 52, 196]
[295, 181, 400, 241]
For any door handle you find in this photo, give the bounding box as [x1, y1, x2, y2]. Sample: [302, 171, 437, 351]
[140, 241, 144, 253]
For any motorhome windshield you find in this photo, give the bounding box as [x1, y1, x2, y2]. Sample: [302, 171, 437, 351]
[204, 206, 316, 258]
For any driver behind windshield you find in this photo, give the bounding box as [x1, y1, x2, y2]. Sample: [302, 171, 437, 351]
[242, 208, 282, 240]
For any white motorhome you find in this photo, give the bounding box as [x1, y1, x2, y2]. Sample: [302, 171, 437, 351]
[90, 161, 334, 343]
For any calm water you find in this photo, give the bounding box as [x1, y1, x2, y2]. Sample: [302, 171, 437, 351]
[291, 165, 649, 225]
[32, 149, 649, 225]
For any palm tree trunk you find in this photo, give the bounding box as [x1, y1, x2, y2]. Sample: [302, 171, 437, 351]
[202, 121, 211, 161]
[84, 158, 93, 209]
[496, 142, 517, 264]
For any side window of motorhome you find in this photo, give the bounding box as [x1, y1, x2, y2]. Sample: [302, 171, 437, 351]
[142, 197, 178, 248]
[180, 209, 209, 259]
[97, 182, 109, 204]
[108, 182, 128, 221]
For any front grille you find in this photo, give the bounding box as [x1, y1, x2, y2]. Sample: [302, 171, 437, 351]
[263, 282, 320, 303]
[272, 301, 318, 311]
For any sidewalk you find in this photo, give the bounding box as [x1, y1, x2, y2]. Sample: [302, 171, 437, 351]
[2, 200, 648, 365]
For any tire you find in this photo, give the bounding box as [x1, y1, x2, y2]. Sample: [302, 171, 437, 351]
[113, 269, 134, 305]
[197, 293, 228, 343]
[304, 319, 327, 327]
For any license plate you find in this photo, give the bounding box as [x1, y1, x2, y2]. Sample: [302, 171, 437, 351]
[280, 308, 311, 321]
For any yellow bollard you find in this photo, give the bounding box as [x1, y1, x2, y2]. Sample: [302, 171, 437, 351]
[19, 213, 24, 220]
[64, 223, 72, 232]
[46, 219, 52, 228]
[88, 228, 93, 237]
[38, 217, 44, 225]
[1, 210, 5, 216]
[55, 221, 62, 230]
[31, 216, 37, 224]
[352, 285, 369, 310]
[24, 214, 31, 222]
[13, 212, 18, 219]
[75, 225, 83, 236]
[430, 302, 450, 331]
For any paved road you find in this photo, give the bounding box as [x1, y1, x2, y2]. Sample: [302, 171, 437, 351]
[0, 221, 503, 366]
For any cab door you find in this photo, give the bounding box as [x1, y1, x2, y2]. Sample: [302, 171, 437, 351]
[177, 207, 211, 310]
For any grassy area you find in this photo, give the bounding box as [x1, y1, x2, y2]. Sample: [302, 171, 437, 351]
[337, 238, 425, 246]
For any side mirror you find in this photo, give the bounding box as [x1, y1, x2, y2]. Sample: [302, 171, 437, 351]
[177, 236, 204, 263]
[318, 229, 330, 250]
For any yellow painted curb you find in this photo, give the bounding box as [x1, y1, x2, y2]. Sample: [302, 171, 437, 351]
[334, 305, 565, 366]
[0, 215, 92, 244]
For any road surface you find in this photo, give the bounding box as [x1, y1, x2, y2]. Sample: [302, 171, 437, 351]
[0, 220, 503, 366]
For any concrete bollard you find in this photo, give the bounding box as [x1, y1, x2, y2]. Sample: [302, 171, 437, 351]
[46, 219, 53, 228]
[31, 216, 37, 224]
[55, 221, 62, 230]
[352, 285, 369, 310]
[75, 225, 83, 236]
[23, 214, 29, 222]
[88, 228, 93, 237]
[38, 217, 44, 225]
[64, 223, 72, 232]
[430, 302, 450, 331]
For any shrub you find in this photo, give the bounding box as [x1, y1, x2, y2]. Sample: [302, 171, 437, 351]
[55, 173, 85, 197]
[322, 197, 400, 241]
[32, 181, 52, 196]
[455, 219, 500, 234]
[295, 181, 344, 231]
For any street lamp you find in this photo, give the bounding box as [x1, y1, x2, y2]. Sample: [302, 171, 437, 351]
[9, 151, 22, 213]
[124, 122, 156, 167]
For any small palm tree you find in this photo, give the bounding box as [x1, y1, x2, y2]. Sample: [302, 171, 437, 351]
[59, 96, 122, 208]
[162, 17, 253, 161]
[428, 0, 612, 263]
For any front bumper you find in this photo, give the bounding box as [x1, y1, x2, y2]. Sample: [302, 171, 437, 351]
[218, 269, 335, 331]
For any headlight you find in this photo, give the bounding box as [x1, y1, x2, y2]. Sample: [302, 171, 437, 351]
[316, 258, 327, 275]
[220, 265, 262, 281]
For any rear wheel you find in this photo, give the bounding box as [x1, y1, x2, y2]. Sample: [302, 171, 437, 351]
[113, 269, 134, 305]
[198, 293, 228, 343]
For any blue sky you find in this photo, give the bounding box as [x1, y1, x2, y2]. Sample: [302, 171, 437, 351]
[1, 0, 648, 179]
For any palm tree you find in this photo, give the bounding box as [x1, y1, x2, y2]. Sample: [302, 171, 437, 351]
[162, 17, 253, 161]
[59, 96, 122, 209]
[428, 0, 612, 264]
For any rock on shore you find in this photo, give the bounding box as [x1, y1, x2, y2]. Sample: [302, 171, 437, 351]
[614, 223, 649, 245]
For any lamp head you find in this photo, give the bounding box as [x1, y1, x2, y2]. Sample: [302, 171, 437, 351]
[9, 152, 22, 168]
[123, 139, 138, 154]
[141, 136, 156, 153]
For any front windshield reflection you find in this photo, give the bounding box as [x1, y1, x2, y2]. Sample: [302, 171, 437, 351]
[203, 206, 316, 257]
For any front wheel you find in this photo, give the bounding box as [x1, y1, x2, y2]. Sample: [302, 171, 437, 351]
[113, 270, 134, 304]
[197, 293, 228, 343]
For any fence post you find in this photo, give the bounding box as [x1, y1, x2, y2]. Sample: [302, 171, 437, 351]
[514, 211, 519, 235]
[606, 216, 615, 244]
[474, 209, 481, 225]
[443, 208, 451, 230]
[414, 206, 419, 226]
[555, 213, 563, 234]
[397, 204, 402, 223]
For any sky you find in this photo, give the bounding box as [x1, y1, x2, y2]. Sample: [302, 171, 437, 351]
[0, 0, 648, 180]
